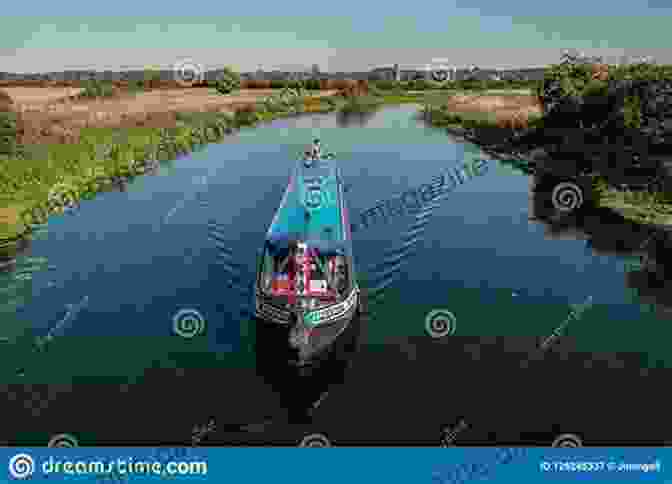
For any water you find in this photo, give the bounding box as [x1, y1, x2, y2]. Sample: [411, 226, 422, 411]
[1, 104, 670, 445]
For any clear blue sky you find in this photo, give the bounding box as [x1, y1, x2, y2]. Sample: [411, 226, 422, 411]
[1, 0, 670, 72]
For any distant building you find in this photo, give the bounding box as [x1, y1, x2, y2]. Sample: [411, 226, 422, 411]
[369, 66, 396, 81]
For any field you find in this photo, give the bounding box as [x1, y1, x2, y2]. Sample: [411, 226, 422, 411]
[2, 87, 85, 105]
[422, 92, 543, 129]
[2, 87, 339, 144]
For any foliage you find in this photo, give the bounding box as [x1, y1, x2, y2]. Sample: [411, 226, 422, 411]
[372, 80, 401, 91]
[338, 95, 383, 114]
[232, 104, 260, 125]
[304, 79, 321, 90]
[0, 111, 18, 156]
[80, 80, 115, 98]
[623, 94, 642, 129]
[215, 67, 241, 95]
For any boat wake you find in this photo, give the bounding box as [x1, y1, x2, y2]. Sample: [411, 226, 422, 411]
[206, 219, 255, 320]
[364, 196, 441, 319]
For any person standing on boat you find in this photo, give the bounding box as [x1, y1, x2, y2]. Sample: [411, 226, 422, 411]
[311, 139, 321, 159]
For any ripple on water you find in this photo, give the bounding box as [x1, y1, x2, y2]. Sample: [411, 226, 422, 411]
[207, 219, 255, 318]
[363, 195, 442, 320]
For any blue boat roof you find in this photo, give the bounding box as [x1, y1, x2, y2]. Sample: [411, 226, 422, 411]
[265, 157, 351, 255]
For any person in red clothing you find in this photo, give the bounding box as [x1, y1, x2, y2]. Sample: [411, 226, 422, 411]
[277, 240, 299, 303]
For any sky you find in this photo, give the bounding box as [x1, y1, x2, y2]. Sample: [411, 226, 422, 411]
[1, 0, 671, 72]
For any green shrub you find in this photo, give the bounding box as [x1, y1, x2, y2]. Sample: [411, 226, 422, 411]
[304, 79, 321, 90]
[0, 111, 18, 156]
[374, 80, 399, 90]
[215, 67, 241, 95]
[80, 80, 115, 98]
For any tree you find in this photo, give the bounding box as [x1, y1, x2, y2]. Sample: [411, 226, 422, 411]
[215, 67, 241, 95]
[143, 65, 162, 89]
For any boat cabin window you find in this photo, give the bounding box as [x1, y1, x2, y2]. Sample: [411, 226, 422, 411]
[258, 243, 350, 300]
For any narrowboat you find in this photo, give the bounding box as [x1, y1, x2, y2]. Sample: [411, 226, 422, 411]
[254, 149, 361, 368]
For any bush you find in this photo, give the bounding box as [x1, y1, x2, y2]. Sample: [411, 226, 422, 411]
[233, 103, 260, 125]
[215, 67, 242, 95]
[304, 79, 321, 90]
[0, 111, 18, 156]
[80, 80, 115, 98]
[373, 80, 399, 90]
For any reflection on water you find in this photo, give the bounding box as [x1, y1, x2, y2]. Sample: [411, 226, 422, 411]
[525, 164, 672, 317]
[254, 310, 363, 425]
[335, 108, 379, 128]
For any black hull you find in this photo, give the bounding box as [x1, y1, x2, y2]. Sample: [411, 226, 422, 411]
[254, 306, 363, 423]
[255, 304, 360, 370]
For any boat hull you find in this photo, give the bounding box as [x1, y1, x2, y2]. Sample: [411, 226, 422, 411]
[255, 299, 360, 371]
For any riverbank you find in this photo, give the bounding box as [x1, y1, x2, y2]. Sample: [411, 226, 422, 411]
[0, 89, 344, 244]
[419, 90, 672, 227]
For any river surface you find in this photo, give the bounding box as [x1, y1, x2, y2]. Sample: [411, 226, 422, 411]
[1, 105, 670, 445]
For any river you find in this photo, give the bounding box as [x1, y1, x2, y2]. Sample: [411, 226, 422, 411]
[1, 104, 670, 446]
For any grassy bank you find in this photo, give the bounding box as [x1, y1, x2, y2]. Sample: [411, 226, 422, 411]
[598, 186, 672, 226]
[0, 95, 341, 245]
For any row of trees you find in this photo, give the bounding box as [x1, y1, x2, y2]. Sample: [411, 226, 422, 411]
[509, 52, 672, 181]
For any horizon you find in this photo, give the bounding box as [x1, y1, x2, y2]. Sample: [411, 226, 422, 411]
[1, 6, 670, 73]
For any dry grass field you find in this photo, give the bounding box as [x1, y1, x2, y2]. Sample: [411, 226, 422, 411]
[1, 87, 338, 144]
